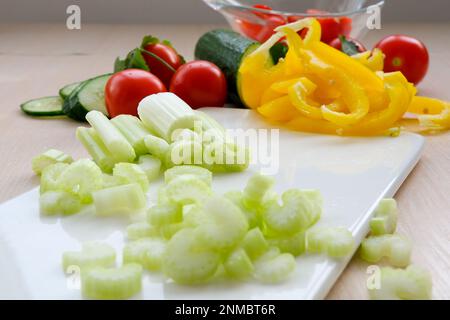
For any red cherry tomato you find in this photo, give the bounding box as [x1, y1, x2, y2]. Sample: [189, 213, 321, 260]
[170, 61, 227, 109]
[105, 69, 166, 117]
[238, 4, 286, 42]
[306, 9, 352, 44]
[374, 35, 429, 85]
[142, 43, 183, 88]
[329, 37, 366, 53]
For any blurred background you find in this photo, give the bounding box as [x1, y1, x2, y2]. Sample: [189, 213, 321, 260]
[0, 0, 449, 24]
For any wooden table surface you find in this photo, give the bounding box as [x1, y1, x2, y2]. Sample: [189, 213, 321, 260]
[0, 23, 449, 300]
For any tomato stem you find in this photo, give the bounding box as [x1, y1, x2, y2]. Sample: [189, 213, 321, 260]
[139, 48, 177, 74]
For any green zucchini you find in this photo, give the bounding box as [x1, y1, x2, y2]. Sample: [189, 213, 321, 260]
[20, 96, 65, 117]
[195, 29, 259, 107]
[62, 74, 111, 121]
[59, 81, 83, 100]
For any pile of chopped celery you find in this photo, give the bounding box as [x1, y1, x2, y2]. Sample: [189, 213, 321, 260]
[32, 92, 431, 300]
[59, 170, 355, 299]
[360, 199, 432, 300]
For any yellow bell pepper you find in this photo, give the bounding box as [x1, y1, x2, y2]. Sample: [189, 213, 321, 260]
[238, 17, 449, 136]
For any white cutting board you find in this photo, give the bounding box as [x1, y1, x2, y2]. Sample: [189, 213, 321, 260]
[0, 108, 424, 300]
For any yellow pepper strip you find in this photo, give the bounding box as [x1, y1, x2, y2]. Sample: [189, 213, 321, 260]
[342, 72, 413, 135]
[351, 49, 385, 72]
[271, 79, 303, 94]
[408, 96, 450, 129]
[286, 115, 340, 135]
[321, 71, 370, 126]
[288, 78, 323, 120]
[258, 96, 301, 122]
[311, 41, 385, 93]
[239, 18, 321, 109]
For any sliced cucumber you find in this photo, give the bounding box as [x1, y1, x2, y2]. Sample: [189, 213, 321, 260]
[59, 81, 83, 100]
[20, 96, 65, 117]
[63, 74, 111, 121]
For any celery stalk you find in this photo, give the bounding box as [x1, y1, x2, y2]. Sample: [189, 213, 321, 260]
[76, 127, 116, 173]
[111, 115, 151, 156]
[85, 111, 136, 162]
[138, 92, 200, 142]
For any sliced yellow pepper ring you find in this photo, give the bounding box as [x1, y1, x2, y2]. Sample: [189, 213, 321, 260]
[275, 18, 322, 47]
[321, 71, 370, 126]
[352, 49, 385, 72]
[343, 72, 413, 135]
[270, 79, 303, 94]
[288, 78, 323, 120]
[258, 96, 300, 122]
[408, 96, 450, 129]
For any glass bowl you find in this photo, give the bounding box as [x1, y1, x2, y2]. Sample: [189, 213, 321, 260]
[203, 0, 385, 43]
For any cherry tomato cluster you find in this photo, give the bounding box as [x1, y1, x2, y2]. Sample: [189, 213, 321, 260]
[238, 5, 353, 44]
[106, 42, 227, 117]
[238, 4, 429, 86]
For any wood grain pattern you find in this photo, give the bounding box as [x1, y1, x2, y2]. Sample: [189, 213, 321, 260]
[0, 23, 449, 299]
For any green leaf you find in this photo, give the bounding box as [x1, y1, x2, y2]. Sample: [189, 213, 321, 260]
[141, 35, 161, 48]
[114, 48, 149, 73]
[340, 35, 360, 56]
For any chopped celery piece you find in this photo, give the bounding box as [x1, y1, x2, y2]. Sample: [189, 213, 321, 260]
[62, 242, 116, 272]
[242, 173, 275, 206]
[254, 249, 296, 284]
[370, 198, 398, 235]
[202, 141, 250, 173]
[267, 231, 306, 257]
[86, 110, 136, 163]
[195, 110, 226, 143]
[147, 203, 182, 227]
[194, 196, 249, 251]
[242, 228, 269, 260]
[165, 175, 212, 205]
[159, 222, 184, 240]
[93, 183, 146, 216]
[263, 189, 322, 235]
[138, 92, 200, 142]
[40, 191, 82, 216]
[162, 228, 220, 285]
[113, 163, 149, 192]
[137, 155, 161, 181]
[144, 135, 170, 159]
[369, 265, 432, 300]
[172, 128, 201, 143]
[101, 173, 123, 189]
[32, 149, 73, 175]
[111, 115, 151, 156]
[224, 248, 254, 279]
[360, 234, 412, 267]
[40, 163, 69, 194]
[182, 204, 209, 228]
[123, 238, 166, 271]
[76, 127, 116, 173]
[81, 263, 142, 300]
[166, 139, 203, 168]
[164, 165, 212, 186]
[126, 222, 158, 240]
[157, 185, 171, 205]
[56, 159, 103, 203]
[224, 190, 260, 229]
[306, 227, 355, 258]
